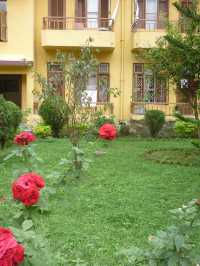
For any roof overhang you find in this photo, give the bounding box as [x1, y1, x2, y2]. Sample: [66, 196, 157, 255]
[0, 55, 33, 67]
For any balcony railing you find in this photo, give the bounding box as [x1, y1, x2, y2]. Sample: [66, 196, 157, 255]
[131, 102, 194, 116]
[132, 18, 199, 33]
[43, 17, 114, 31]
[132, 18, 168, 31]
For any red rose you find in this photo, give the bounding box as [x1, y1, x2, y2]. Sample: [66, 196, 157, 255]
[14, 131, 36, 146]
[12, 173, 45, 206]
[99, 123, 117, 140]
[21, 186, 40, 206]
[13, 244, 24, 264]
[0, 227, 24, 265]
[18, 173, 45, 190]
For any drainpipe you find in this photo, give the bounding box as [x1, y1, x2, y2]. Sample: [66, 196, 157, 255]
[119, 0, 125, 120]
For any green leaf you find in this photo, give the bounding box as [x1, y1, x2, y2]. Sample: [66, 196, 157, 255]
[22, 220, 33, 231]
[174, 235, 185, 251]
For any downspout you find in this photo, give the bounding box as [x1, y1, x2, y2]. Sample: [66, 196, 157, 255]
[119, 0, 125, 120]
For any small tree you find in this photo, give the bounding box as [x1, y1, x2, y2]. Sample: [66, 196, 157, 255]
[39, 96, 69, 138]
[146, 0, 200, 136]
[35, 40, 114, 178]
[145, 110, 165, 138]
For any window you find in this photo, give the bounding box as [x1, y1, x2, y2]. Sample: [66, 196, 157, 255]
[134, 0, 168, 30]
[75, 0, 109, 29]
[133, 63, 168, 103]
[48, 0, 66, 29]
[86, 63, 110, 105]
[47, 63, 65, 97]
[0, 0, 7, 42]
[180, 0, 192, 32]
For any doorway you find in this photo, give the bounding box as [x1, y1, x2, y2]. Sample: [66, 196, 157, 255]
[0, 75, 22, 107]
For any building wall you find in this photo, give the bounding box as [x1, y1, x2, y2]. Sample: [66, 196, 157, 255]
[0, 0, 194, 119]
[0, 0, 34, 110]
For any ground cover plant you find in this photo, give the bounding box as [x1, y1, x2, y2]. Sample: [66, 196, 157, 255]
[0, 137, 200, 265]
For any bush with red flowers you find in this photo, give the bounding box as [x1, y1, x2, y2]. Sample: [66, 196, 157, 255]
[12, 173, 45, 206]
[14, 131, 36, 146]
[0, 227, 24, 265]
[99, 123, 117, 140]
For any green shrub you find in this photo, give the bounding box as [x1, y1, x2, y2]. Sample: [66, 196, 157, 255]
[119, 199, 200, 265]
[39, 96, 69, 138]
[118, 121, 130, 136]
[174, 120, 198, 138]
[94, 112, 115, 129]
[0, 96, 22, 149]
[144, 110, 165, 137]
[33, 124, 52, 138]
[61, 123, 90, 138]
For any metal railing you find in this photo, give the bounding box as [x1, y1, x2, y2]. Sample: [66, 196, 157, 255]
[132, 18, 200, 33]
[43, 17, 114, 31]
[131, 102, 194, 116]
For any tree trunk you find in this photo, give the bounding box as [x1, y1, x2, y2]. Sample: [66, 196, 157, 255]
[193, 96, 200, 138]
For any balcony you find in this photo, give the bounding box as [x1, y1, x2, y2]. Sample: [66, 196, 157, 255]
[41, 17, 115, 50]
[131, 18, 192, 50]
[132, 18, 167, 50]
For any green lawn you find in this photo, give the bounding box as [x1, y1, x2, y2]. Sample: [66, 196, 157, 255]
[0, 138, 200, 265]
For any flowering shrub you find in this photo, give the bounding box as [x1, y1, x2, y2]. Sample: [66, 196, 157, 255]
[12, 173, 45, 206]
[0, 227, 24, 265]
[14, 131, 36, 146]
[33, 124, 52, 138]
[99, 123, 117, 140]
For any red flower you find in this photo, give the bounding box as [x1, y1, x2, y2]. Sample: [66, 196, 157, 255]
[99, 123, 117, 140]
[21, 187, 40, 207]
[0, 227, 24, 265]
[19, 173, 45, 190]
[12, 173, 45, 206]
[14, 131, 36, 146]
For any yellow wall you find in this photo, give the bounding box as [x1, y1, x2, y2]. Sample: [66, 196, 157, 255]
[0, 0, 190, 119]
[0, 0, 34, 61]
[0, 0, 34, 111]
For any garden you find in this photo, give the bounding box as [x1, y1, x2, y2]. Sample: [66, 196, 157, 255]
[1, 2, 200, 265]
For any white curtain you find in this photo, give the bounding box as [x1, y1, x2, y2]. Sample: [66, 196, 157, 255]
[145, 0, 157, 30]
[87, 0, 99, 28]
[86, 75, 97, 106]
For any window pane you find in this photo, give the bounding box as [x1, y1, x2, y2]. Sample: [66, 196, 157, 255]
[99, 63, 109, 74]
[87, 0, 98, 12]
[98, 75, 109, 102]
[145, 0, 157, 30]
[0, 1, 6, 12]
[86, 75, 97, 104]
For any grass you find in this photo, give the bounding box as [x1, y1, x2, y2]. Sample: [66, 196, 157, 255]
[0, 138, 200, 265]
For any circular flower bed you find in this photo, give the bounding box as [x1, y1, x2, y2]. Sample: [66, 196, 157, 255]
[12, 173, 45, 206]
[99, 123, 117, 140]
[14, 131, 36, 146]
[0, 227, 24, 265]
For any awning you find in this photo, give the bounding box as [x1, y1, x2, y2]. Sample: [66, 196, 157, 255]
[0, 55, 33, 66]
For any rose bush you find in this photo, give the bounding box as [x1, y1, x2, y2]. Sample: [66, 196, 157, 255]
[14, 131, 36, 146]
[12, 173, 45, 206]
[0, 227, 24, 265]
[99, 123, 117, 140]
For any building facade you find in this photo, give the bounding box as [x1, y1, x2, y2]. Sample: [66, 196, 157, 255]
[0, 0, 194, 120]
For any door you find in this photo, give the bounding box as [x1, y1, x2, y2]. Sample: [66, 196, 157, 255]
[0, 75, 22, 107]
[99, 0, 109, 28]
[48, 0, 66, 29]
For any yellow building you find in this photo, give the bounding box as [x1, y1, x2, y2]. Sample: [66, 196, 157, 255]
[0, 0, 193, 121]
